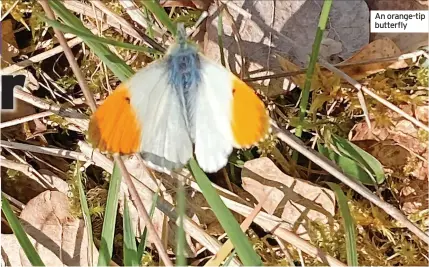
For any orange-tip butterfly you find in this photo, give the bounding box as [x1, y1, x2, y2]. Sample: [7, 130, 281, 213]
[88, 23, 270, 173]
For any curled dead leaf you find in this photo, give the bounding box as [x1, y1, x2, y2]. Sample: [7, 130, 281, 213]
[338, 37, 408, 80]
[241, 157, 335, 240]
[18, 191, 98, 266]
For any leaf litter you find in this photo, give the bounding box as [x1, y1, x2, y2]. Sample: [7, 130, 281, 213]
[1, 0, 428, 266]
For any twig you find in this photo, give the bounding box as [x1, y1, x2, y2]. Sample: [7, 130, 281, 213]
[319, 59, 429, 132]
[0, 157, 55, 192]
[1, 192, 25, 210]
[40, 0, 97, 112]
[243, 49, 427, 82]
[271, 121, 429, 245]
[0, 140, 89, 161]
[13, 89, 85, 119]
[0, 111, 53, 129]
[2, 37, 83, 75]
[114, 155, 173, 267]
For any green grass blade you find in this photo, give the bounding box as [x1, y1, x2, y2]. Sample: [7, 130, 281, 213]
[137, 192, 159, 262]
[295, 0, 332, 139]
[75, 161, 94, 266]
[48, 0, 134, 81]
[189, 159, 262, 266]
[123, 197, 139, 266]
[1, 193, 45, 266]
[326, 183, 358, 266]
[41, 16, 160, 55]
[97, 164, 122, 266]
[140, 0, 176, 34]
[176, 177, 186, 266]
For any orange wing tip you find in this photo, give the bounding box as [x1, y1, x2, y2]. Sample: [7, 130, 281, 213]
[87, 84, 142, 155]
[230, 75, 271, 148]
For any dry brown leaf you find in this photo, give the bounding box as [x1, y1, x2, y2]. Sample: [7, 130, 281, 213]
[1, 234, 29, 267]
[338, 37, 408, 80]
[1, 19, 19, 68]
[241, 157, 335, 240]
[18, 191, 98, 266]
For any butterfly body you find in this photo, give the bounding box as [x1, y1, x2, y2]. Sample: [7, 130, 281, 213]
[88, 24, 270, 173]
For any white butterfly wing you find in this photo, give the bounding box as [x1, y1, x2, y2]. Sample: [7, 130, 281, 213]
[193, 56, 235, 172]
[128, 61, 193, 173]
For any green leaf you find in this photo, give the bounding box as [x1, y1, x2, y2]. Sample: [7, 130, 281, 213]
[140, 0, 176, 34]
[40, 16, 160, 55]
[1, 193, 45, 266]
[137, 192, 158, 262]
[331, 134, 385, 185]
[97, 164, 122, 266]
[123, 197, 139, 266]
[48, 0, 134, 81]
[76, 161, 94, 266]
[189, 159, 262, 266]
[176, 177, 186, 266]
[326, 183, 358, 266]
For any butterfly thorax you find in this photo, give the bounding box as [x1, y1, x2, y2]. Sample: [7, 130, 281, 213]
[165, 42, 201, 139]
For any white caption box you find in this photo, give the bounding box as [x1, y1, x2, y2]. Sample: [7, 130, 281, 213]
[370, 10, 429, 33]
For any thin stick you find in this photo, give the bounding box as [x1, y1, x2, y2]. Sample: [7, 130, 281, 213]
[1, 140, 89, 161]
[39, 0, 97, 112]
[114, 155, 173, 267]
[14, 89, 87, 119]
[271, 121, 429, 245]
[243, 49, 427, 82]
[0, 111, 53, 129]
[319, 59, 429, 132]
[1, 192, 25, 210]
[2, 37, 83, 75]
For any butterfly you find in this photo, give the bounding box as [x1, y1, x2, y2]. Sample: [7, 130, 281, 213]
[87, 23, 270, 174]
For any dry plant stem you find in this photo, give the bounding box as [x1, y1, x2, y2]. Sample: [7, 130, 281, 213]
[0, 158, 54, 191]
[244, 49, 428, 82]
[271, 122, 429, 245]
[319, 59, 429, 132]
[14, 88, 87, 119]
[113, 154, 173, 267]
[40, 0, 97, 112]
[1, 140, 89, 161]
[2, 37, 83, 75]
[1, 192, 25, 210]
[0, 111, 53, 129]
